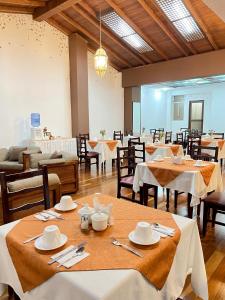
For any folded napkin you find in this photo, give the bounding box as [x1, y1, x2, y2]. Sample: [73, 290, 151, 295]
[51, 246, 89, 268]
[153, 224, 175, 237]
[34, 211, 62, 221]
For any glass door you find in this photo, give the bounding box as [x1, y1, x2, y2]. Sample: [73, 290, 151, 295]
[189, 100, 204, 131]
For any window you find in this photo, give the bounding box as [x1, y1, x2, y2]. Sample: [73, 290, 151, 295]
[172, 95, 184, 120]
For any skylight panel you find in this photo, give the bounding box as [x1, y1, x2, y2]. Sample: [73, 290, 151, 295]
[155, 0, 204, 42]
[101, 11, 153, 53]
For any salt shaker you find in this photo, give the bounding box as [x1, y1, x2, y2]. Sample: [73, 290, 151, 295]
[81, 215, 89, 232]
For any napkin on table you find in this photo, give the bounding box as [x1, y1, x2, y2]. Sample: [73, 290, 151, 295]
[34, 210, 62, 221]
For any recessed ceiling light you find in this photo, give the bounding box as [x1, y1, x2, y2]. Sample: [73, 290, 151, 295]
[101, 11, 153, 53]
[155, 0, 204, 42]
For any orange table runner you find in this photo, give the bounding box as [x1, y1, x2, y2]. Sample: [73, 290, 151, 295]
[218, 140, 225, 150]
[201, 140, 211, 147]
[201, 139, 225, 150]
[6, 195, 180, 292]
[145, 145, 180, 156]
[88, 141, 98, 149]
[105, 140, 118, 151]
[147, 159, 215, 187]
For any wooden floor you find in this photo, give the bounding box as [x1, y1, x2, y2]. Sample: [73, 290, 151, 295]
[1, 163, 225, 299]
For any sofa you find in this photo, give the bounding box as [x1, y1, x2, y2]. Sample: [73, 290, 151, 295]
[0, 146, 41, 173]
[28, 151, 79, 194]
[0, 173, 61, 225]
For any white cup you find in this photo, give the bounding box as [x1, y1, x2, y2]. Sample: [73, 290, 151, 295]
[60, 195, 74, 210]
[42, 225, 61, 248]
[91, 212, 108, 231]
[196, 159, 203, 166]
[133, 222, 152, 243]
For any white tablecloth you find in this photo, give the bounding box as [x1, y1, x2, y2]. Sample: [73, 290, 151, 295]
[145, 144, 184, 161]
[201, 138, 225, 159]
[87, 140, 122, 164]
[123, 136, 153, 147]
[29, 139, 77, 154]
[133, 161, 223, 207]
[0, 215, 208, 300]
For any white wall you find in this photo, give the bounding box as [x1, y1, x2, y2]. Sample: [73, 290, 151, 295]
[88, 52, 124, 139]
[0, 13, 71, 147]
[165, 82, 225, 133]
[141, 85, 167, 131]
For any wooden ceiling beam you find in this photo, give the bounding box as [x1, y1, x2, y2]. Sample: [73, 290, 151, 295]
[183, 0, 219, 50]
[34, 0, 81, 21]
[0, 0, 45, 7]
[104, 0, 169, 60]
[72, 4, 149, 65]
[137, 0, 189, 57]
[0, 4, 33, 13]
[47, 18, 71, 35]
[78, 2, 151, 64]
[58, 12, 133, 68]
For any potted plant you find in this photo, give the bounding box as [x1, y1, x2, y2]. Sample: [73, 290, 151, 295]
[100, 129, 106, 140]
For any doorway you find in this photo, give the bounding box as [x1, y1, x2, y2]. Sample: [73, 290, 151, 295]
[189, 100, 204, 132]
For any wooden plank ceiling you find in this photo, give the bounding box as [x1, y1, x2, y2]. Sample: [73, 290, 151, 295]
[1, 0, 225, 71]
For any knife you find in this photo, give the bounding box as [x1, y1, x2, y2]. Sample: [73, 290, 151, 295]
[48, 241, 87, 265]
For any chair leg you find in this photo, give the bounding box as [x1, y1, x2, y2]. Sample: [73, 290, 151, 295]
[132, 191, 135, 201]
[166, 189, 170, 211]
[117, 184, 121, 199]
[187, 193, 193, 218]
[96, 156, 99, 170]
[212, 208, 217, 227]
[153, 186, 158, 209]
[174, 190, 178, 209]
[142, 184, 148, 206]
[203, 203, 209, 237]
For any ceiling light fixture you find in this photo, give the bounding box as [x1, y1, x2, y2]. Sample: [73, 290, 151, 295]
[94, 9, 108, 77]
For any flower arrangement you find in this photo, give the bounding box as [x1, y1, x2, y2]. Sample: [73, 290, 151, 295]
[209, 129, 215, 136]
[159, 131, 164, 141]
[100, 129, 106, 139]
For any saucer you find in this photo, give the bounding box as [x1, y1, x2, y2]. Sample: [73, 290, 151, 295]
[128, 231, 160, 246]
[54, 202, 77, 212]
[153, 158, 164, 162]
[34, 234, 68, 251]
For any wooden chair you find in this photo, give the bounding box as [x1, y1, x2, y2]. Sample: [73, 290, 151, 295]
[202, 192, 225, 236]
[117, 147, 158, 206]
[213, 133, 224, 139]
[187, 135, 201, 155]
[180, 127, 189, 132]
[165, 131, 172, 144]
[191, 145, 218, 162]
[76, 136, 99, 169]
[158, 128, 164, 132]
[153, 132, 160, 143]
[149, 129, 156, 134]
[79, 133, 90, 139]
[129, 137, 140, 143]
[128, 140, 145, 163]
[113, 130, 123, 143]
[0, 166, 50, 224]
[174, 132, 184, 145]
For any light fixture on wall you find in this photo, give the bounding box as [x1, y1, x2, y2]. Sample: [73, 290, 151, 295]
[94, 9, 108, 77]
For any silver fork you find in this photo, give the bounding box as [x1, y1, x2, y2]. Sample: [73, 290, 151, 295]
[111, 238, 143, 258]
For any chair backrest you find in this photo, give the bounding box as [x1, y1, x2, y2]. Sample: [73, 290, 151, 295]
[158, 128, 164, 132]
[153, 132, 160, 143]
[149, 129, 156, 134]
[213, 132, 224, 139]
[113, 131, 123, 143]
[180, 127, 189, 131]
[165, 131, 172, 144]
[129, 137, 140, 143]
[116, 146, 135, 182]
[128, 140, 145, 162]
[76, 136, 88, 157]
[191, 145, 219, 162]
[79, 133, 90, 140]
[0, 165, 50, 224]
[187, 135, 201, 155]
[175, 132, 184, 144]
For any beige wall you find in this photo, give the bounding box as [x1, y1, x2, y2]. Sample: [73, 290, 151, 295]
[122, 49, 225, 87]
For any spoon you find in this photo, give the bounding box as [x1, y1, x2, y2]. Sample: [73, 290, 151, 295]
[56, 246, 85, 268]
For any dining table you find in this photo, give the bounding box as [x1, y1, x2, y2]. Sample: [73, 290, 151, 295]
[133, 158, 223, 217]
[201, 137, 225, 159]
[87, 139, 122, 165]
[144, 143, 184, 161]
[0, 194, 208, 300]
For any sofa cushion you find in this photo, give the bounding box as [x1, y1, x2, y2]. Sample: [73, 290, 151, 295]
[8, 147, 27, 161]
[0, 161, 24, 171]
[18, 148, 42, 164]
[30, 153, 52, 169]
[0, 148, 9, 162]
[7, 174, 60, 192]
[39, 158, 66, 166]
[59, 151, 78, 161]
[27, 146, 41, 153]
[50, 151, 63, 159]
